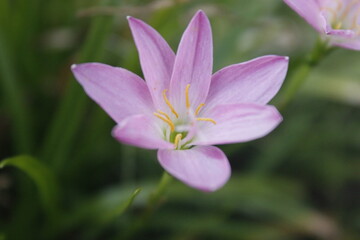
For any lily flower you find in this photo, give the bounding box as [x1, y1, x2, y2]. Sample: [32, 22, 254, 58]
[71, 11, 288, 191]
[284, 0, 360, 50]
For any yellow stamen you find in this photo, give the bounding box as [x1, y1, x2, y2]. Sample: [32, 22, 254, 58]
[196, 118, 217, 125]
[321, 7, 337, 20]
[335, 21, 343, 29]
[162, 89, 179, 118]
[174, 133, 182, 149]
[341, 0, 358, 19]
[195, 103, 205, 116]
[185, 84, 191, 109]
[154, 112, 175, 132]
[335, 0, 343, 11]
[157, 110, 171, 121]
[351, 11, 360, 30]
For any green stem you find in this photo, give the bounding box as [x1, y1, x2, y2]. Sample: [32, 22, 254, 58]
[121, 145, 137, 184]
[120, 172, 173, 240]
[277, 38, 334, 110]
[148, 172, 173, 207]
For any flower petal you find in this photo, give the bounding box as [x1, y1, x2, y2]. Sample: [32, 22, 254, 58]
[206, 55, 288, 107]
[283, 0, 323, 32]
[72, 63, 153, 123]
[325, 28, 355, 38]
[169, 10, 213, 109]
[128, 17, 175, 108]
[194, 103, 282, 146]
[322, 17, 360, 51]
[112, 115, 173, 149]
[332, 39, 360, 51]
[158, 146, 230, 192]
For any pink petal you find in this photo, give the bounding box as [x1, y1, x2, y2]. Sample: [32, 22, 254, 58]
[169, 10, 213, 110]
[283, 0, 323, 32]
[194, 103, 282, 146]
[323, 20, 360, 50]
[128, 17, 176, 108]
[158, 146, 230, 192]
[206, 55, 288, 107]
[325, 28, 355, 38]
[112, 115, 173, 149]
[71, 63, 153, 123]
[333, 39, 360, 51]
[322, 12, 356, 39]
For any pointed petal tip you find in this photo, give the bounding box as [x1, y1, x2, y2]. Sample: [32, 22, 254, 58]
[270, 55, 289, 62]
[196, 9, 205, 15]
[269, 55, 290, 66]
[127, 16, 137, 22]
[194, 9, 208, 20]
[70, 62, 99, 73]
[268, 105, 283, 125]
[127, 16, 141, 25]
[127, 16, 135, 24]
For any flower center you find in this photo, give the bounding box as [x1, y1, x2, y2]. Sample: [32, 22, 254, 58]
[322, 0, 360, 33]
[153, 84, 216, 149]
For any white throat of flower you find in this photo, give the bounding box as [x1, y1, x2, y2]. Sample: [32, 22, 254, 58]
[322, 0, 360, 33]
[153, 84, 216, 149]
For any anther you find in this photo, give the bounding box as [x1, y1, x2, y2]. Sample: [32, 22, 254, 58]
[174, 133, 182, 149]
[196, 118, 217, 125]
[162, 89, 179, 118]
[195, 103, 205, 116]
[154, 112, 175, 132]
[185, 84, 191, 109]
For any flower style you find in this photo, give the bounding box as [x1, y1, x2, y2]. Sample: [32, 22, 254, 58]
[284, 0, 360, 50]
[71, 11, 288, 191]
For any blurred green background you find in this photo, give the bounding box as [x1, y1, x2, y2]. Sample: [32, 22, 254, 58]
[0, 0, 359, 239]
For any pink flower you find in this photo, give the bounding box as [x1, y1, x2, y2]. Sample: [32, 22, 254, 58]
[284, 0, 360, 50]
[71, 11, 288, 191]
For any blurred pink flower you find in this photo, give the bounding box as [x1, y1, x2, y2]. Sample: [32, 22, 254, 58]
[284, 0, 360, 50]
[71, 10, 288, 191]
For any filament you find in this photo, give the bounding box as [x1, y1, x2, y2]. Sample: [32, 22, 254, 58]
[322, 7, 338, 20]
[196, 118, 217, 125]
[195, 103, 205, 116]
[154, 112, 175, 132]
[340, 0, 358, 20]
[185, 84, 191, 109]
[351, 10, 360, 30]
[157, 110, 171, 121]
[174, 133, 183, 149]
[162, 89, 179, 118]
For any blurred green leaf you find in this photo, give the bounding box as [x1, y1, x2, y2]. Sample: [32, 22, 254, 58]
[82, 188, 142, 240]
[48, 187, 142, 239]
[98, 188, 141, 225]
[0, 0, 359, 239]
[0, 155, 59, 218]
[41, 0, 120, 172]
[148, 175, 339, 240]
[0, 34, 33, 153]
